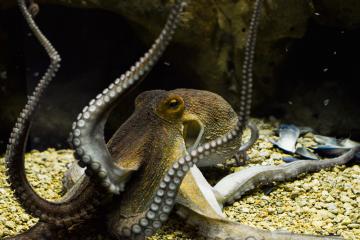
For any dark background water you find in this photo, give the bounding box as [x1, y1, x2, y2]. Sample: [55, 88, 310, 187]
[0, 4, 359, 153]
[0, 5, 201, 152]
[261, 21, 360, 138]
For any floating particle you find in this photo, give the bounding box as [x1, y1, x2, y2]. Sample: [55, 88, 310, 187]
[33, 137, 40, 143]
[314, 12, 320, 16]
[0, 71, 7, 79]
[323, 68, 328, 72]
[164, 62, 171, 66]
[323, 99, 330, 106]
[228, 84, 237, 92]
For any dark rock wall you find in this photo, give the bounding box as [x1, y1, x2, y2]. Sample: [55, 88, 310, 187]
[0, 1, 359, 151]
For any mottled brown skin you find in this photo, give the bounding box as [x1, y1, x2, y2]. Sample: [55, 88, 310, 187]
[105, 89, 242, 235]
[8, 88, 351, 240]
[105, 88, 346, 240]
[6, 88, 242, 239]
[108, 89, 240, 169]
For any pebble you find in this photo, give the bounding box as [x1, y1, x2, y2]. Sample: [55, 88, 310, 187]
[0, 149, 72, 238]
[222, 119, 360, 240]
[327, 203, 338, 213]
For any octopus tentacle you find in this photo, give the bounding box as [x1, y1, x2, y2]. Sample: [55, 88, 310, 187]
[126, 123, 350, 239]
[127, 119, 244, 238]
[238, 122, 259, 153]
[175, 167, 343, 240]
[233, 122, 259, 165]
[230, 0, 262, 168]
[27, 0, 39, 17]
[125, 1, 264, 236]
[69, 0, 189, 194]
[5, 0, 108, 227]
[238, 0, 263, 124]
[214, 147, 359, 205]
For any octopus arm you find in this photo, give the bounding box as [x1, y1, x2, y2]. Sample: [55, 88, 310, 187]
[5, 0, 110, 228]
[214, 147, 359, 205]
[175, 154, 354, 239]
[69, 0, 189, 195]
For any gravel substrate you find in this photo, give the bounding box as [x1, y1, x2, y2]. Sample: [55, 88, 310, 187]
[0, 118, 359, 239]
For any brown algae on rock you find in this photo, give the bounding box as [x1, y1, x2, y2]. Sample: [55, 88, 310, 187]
[0, 118, 359, 239]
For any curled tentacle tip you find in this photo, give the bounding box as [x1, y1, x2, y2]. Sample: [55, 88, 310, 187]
[28, 2, 39, 17]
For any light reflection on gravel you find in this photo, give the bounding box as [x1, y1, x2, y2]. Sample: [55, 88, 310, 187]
[0, 118, 359, 239]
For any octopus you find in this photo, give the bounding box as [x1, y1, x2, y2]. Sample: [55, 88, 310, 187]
[3, 0, 359, 239]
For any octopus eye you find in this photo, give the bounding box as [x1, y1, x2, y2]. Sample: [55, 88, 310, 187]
[167, 99, 180, 109]
[165, 97, 184, 114]
[156, 96, 185, 121]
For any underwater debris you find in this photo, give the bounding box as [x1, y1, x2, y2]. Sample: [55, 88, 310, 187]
[270, 124, 360, 165]
[295, 147, 319, 160]
[312, 135, 360, 159]
[0, 71, 7, 79]
[283, 146, 320, 163]
[271, 124, 300, 153]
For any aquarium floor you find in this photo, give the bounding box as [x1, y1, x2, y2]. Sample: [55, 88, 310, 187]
[0, 118, 359, 240]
